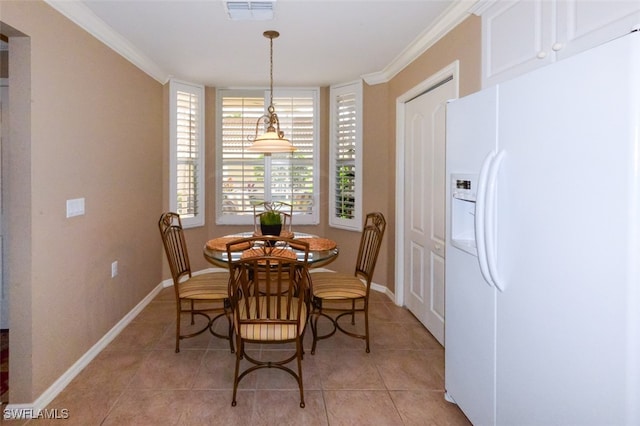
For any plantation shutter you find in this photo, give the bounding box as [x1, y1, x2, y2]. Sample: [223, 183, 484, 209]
[333, 92, 357, 220]
[218, 89, 318, 224]
[272, 95, 315, 215]
[221, 95, 266, 215]
[329, 80, 362, 231]
[175, 89, 201, 218]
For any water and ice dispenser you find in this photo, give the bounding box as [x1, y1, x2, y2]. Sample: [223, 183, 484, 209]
[451, 174, 478, 256]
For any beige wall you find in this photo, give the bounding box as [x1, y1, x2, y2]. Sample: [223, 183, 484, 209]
[2, 1, 163, 402]
[1, 0, 480, 404]
[354, 15, 482, 294]
[302, 16, 481, 295]
[334, 80, 395, 290]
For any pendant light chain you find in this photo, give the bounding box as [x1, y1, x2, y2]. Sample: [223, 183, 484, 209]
[269, 33, 274, 109]
[246, 30, 296, 153]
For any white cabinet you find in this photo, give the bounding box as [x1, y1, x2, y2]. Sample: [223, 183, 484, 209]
[482, 0, 640, 87]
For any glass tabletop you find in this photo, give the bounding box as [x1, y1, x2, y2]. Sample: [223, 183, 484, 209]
[203, 232, 339, 268]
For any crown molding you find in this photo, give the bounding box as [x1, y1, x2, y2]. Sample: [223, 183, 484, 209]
[362, 0, 484, 86]
[468, 0, 497, 16]
[45, 0, 487, 88]
[44, 0, 169, 84]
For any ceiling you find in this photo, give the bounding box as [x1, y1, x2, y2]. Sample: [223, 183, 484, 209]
[46, 0, 482, 87]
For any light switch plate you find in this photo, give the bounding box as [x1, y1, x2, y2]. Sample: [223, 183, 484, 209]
[66, 198, 85, 218]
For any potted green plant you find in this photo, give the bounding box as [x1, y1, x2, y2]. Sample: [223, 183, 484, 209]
[260, 209, 282, 237]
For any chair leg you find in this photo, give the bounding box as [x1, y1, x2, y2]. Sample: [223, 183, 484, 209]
[227, 312, 235, 354]
[175, 304, 181, 353]
[364, 299, 370, 353]
[310, 300, 340, 355]
[350, 299, 356, 325]
[310, 306, 320, 355]
[231, 341, 242, 407]
[315, 297, 369, 353]
[296, 337, 305, 408]
[190, 299, 196, 325]
[300, 292, 310, 358]
[299, 327, 306, 359]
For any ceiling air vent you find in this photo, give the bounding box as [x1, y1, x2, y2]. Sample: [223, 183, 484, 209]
[225, 1, 275, 21]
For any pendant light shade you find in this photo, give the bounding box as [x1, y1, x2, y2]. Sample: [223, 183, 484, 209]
[247, 30, 296, 153]
[250, 130, 295, 153]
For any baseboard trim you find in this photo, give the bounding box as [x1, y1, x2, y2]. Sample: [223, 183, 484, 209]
[2, 279, 167, 419]
[371, 282, 395, 302]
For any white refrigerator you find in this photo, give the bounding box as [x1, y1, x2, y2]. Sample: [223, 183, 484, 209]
[444, 30, 640, 426]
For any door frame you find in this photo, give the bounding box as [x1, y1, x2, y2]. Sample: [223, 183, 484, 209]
[0, 78, 7, 329]
[394, 61, 459, 306]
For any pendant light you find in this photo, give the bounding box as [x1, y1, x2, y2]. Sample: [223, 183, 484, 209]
[247, 30, 296, 153]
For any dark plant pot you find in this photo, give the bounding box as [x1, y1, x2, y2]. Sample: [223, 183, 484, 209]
[260, 224, 282, 243]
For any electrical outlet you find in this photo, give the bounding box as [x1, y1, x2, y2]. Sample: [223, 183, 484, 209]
[111, 261, 118, 278]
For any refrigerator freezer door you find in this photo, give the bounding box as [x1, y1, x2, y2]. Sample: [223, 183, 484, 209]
[445, 86, 499, 426]
[494, 31, 640, 425]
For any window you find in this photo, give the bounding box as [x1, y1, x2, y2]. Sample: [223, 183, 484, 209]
[216, 88, 319, 225]
[329, 80, 362, 230]
[170, 79, 204, 228]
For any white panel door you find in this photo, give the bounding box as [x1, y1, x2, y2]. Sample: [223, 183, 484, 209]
[403, 78, 454, 345]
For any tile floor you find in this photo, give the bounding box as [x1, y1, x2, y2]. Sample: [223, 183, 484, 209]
[6, 287, 471, 425]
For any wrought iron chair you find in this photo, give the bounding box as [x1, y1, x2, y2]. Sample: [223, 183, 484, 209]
[226, 236, 310, 408]
[252, 201, 294, 237]
[158, 212, 233, 353]
[309, 212, 386, 353]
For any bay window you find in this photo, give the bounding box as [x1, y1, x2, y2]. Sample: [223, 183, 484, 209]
[216, 88, 319, 225]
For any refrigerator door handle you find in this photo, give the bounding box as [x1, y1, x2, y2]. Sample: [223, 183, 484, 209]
[475, 151, 496, 287]
[486, 149, 506, 292]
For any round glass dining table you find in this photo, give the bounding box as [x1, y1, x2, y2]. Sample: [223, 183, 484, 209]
[203, 232, 339, 269]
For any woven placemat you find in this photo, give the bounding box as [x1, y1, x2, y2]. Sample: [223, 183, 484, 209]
[241, 247, 297, 260]
[206, 237, 252, 252]
[290, 237, 337, 251]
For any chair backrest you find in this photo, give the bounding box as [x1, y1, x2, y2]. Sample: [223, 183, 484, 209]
[253, 201, 294, 233]
[158, 212, 192, 285]
[354, 212, 387, 284]
[227, 237, 310, 334]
